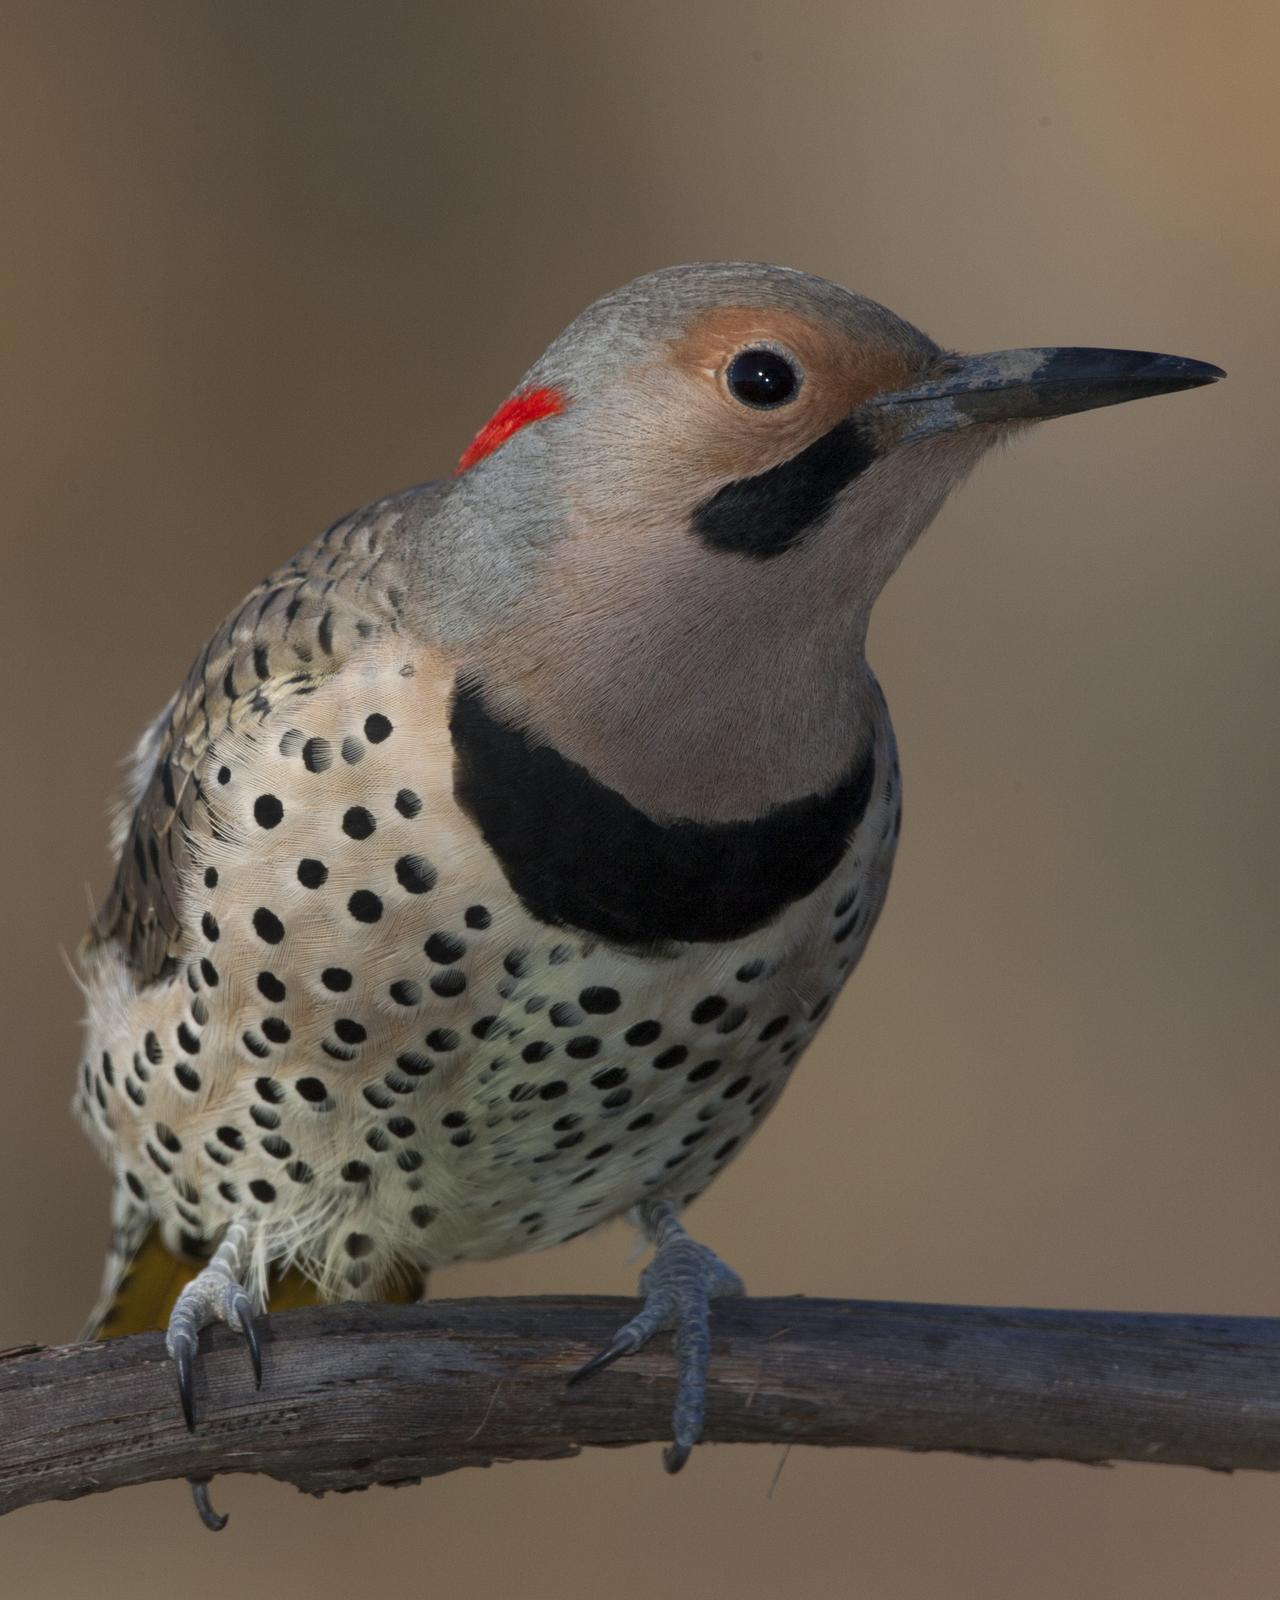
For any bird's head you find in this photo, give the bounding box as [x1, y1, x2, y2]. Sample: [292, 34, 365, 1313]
[440, 263, 1222, 818]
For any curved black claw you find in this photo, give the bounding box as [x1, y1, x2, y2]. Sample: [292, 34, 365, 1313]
[566, 1335, 636, 1386]
[234, 1299, 263, 1389]
[173, 1338, 196, 1431]
[574, 1204, 744, 1473]
[189, 1476, 228, 1532]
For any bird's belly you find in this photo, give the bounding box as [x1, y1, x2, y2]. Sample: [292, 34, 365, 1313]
[76, 658, 900, 1296]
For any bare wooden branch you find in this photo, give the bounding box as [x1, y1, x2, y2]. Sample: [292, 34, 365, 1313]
[2, 1295, 1279, 1514]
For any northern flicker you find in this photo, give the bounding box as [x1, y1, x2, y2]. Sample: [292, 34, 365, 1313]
[74, 262, 1222, 1521]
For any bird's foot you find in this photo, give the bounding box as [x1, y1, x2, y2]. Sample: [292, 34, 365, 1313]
[165, 1221, 261, 1531]
[569, 1200, 744, 1472]
[165, 1219, 261, 1429]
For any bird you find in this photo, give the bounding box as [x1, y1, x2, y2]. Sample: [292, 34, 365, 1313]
[73, 262, 1222, 1525]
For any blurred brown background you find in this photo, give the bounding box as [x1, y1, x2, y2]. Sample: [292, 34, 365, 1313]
[1, 2, 1276, 1595]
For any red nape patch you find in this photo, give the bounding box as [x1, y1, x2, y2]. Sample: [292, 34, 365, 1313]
[454, 386, 564, 475]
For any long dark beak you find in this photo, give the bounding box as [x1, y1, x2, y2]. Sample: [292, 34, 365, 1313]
[868, 346, 1225, 441]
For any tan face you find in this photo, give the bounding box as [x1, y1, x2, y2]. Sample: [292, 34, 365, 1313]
[472, 300, 967, 819]
[661, 306, 928, 483]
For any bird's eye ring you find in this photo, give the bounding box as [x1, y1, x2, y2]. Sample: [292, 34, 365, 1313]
[725, 347, 802, 409]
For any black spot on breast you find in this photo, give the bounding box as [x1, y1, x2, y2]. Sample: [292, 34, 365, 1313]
[579, 985, 621, 1014]
[348, 890, 383, 923]
[253, 907, 285, 944]
[302, 737, 332, 773]
[425, 931, 465, 964]
[343, 806, 375, 840]
[395, 788, 422, 818]
[396, 854, 437, 894]
[396, 1052, 434, 1076]
[450, 681, 875, 945]
[692, 415, 878, 559]
[687, 1058, 722, 1083]
[253, 794, 284, 829]
[364, 713, 393, 743]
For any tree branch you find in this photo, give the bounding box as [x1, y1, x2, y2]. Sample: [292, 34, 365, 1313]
[2, 1295, 1279, 1514]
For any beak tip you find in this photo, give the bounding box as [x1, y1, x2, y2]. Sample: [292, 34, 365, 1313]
[1156, 355, 1226, 389]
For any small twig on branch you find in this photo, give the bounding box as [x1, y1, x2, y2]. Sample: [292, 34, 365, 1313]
[2, 1295, 1278, 1514]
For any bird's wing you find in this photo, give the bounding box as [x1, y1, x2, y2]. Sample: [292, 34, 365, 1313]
[87, 506, 407, 985]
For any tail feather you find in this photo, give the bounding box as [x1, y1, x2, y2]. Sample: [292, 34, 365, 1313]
[90, 1225, 201, 1339]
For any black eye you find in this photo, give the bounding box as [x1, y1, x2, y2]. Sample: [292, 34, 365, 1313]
[726, 347, 800, 408]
